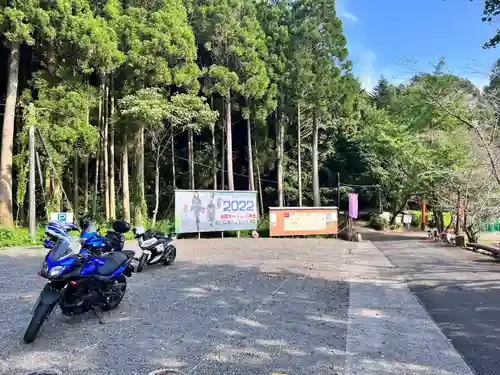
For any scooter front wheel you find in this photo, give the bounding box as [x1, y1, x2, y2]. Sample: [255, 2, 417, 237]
[137, 253, 147, 273]
[162, 246, 177, 265]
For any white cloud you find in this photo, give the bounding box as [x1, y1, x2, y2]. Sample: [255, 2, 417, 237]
[358, 51, 377, 92]
[468, 76, 490, 90]
[337, 0, 359, 22]
[340, 11, 358, 22]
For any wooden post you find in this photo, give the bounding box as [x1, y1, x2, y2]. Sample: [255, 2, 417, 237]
[421, 200, 427, 231]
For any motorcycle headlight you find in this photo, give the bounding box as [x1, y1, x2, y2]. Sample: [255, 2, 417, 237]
[48, 265, 65, 278]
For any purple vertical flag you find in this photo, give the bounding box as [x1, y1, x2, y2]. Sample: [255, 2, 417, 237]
[348, 192, 358, 219]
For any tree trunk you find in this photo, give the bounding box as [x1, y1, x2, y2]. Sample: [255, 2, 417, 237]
[84, 157, 89, 215]
[277, 108, 284, 207]
[103, 80, 110, 220]
[226, 89, 234, 190]
[247, 112, 255, 191]
[95, 83, 102, 219]
[44, 167, 51, 218]
[92, 153, 100, 219]
[465, 225, 478, 243]
[455, 189, 461, 235]
[0, 42, 20, 227]
[433, 210, 444, 233]
[133, 123, 145, 225]
[73, 156, 79, 219]
[170, 126, 176, 189]
[152, 152, 160, 227]
[122, 135, 131, 223]
[312, 110, 320, 207]
[52, 173, 62, 212]
[254, 141, 264, 218]
[109, 77, 116, 219]
[389, 199, 407, 226]
[297, 102, 303, 207]
[221, 118, 225, 190]
[211, 125, 217, 190]
[188, 128, 195, 189]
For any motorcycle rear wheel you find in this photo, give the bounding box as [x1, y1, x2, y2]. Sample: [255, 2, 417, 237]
[24, 302, 55, 343]
[101, 275, 127, 311]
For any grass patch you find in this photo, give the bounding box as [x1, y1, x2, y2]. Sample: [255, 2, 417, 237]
[0, 225, 46, 248]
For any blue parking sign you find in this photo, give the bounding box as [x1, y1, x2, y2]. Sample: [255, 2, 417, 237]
[50, 212, 74, 224]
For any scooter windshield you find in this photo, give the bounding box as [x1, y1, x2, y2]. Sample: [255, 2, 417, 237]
[49, 237, 80, 262]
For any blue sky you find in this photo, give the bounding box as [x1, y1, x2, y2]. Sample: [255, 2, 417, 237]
[338, 0, 499, 91]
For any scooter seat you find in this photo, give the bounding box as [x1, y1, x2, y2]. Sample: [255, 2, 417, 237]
[96, 252, 129, 276]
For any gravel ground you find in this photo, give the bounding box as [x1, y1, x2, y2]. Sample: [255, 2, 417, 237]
[0, 238, 350, 375]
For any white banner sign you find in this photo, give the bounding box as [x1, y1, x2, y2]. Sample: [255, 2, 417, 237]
[175, 190, 258, 233]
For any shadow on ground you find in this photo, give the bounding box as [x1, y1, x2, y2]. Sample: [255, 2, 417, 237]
[360, 231, 429, 242]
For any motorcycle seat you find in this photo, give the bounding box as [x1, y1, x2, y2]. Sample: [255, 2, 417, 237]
[122, 250, 135, 258]
[96, 252, 129, 276]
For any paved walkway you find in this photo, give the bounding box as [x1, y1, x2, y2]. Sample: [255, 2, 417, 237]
[373, 237, 500, 375]
[344, 241, 473, 375]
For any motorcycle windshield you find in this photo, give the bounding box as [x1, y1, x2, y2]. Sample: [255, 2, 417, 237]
[80, 221, 98, 239]
[48, 237, 80, 262]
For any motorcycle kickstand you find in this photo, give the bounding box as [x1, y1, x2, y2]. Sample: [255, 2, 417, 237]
[92, 308, 105, 324]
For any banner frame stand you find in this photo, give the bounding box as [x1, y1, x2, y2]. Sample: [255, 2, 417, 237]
[268, 206, 339, 237]
[174, 189, 259, 235]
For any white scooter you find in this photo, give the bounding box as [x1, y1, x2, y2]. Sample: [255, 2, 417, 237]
[132, 226, 177, 272]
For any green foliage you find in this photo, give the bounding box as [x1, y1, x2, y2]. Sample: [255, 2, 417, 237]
[167, 93, 218, 132]
[357, 65, 475, 217]
[480, 0, 500, 48]
[116, 0, 199, 91]
[0, 225, 45, 248]
[119, 88, 170, 131]
[369, 215, 388, 231]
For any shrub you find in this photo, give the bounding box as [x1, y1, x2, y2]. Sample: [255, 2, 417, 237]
[411, 211, 421, 227]
[369, 215, 388, 231]
[224, 218, 269, 238]
[0, 225, 45, 248]
[389, 222, 403, 231]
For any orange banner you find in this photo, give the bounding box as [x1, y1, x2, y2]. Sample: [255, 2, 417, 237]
[269, 207, 338, 237]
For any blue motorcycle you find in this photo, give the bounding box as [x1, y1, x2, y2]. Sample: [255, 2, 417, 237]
[43, 219, 129, 256]
[80, 219, 129, 255]
[24, 235, 135, 343]
[42, 221, 79, 249]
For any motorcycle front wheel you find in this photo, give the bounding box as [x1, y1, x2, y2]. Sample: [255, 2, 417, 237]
[162, 245, 177, 265]
[24, 302, 56, 343]
[137, 253, 147, 273]
[101, 275, 127, 311]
